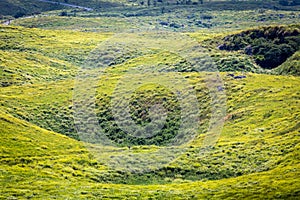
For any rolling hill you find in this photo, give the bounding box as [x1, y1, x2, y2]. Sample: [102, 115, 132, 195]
[0, 0, 300, 199]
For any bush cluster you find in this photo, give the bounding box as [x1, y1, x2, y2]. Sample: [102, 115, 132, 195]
[219, 26, 300, 69]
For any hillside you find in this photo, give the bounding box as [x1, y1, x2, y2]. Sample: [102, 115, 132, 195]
[0, 0, 123, 20]
[2, 0, 300, 20]
[0, 0, 63, 18]
[1, 72, 300, 198]
[1, 107, 299, 199]
[1, 24, 300, 198]
[275, 51, 300, 75]
[1, 0, 300, 199]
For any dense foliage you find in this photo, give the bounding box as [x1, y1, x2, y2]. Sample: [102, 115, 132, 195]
[0, 0, 63, 18]
[219, 25, 300, 69]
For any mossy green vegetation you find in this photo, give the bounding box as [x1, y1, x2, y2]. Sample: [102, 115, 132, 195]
[1, 0, 300, 199]
[1, 73, 299, 198]
[10, 7, 300, 32]
[0, 25, 111, 86]
[275, 50, 300, 75]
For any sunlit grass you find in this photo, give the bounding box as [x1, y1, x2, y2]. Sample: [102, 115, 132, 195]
[1, 3, 300, 198]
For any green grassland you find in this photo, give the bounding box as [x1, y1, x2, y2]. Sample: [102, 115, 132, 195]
[1, 71, 299, 198]
[1, 0, 300, 199]
[10, 5, 300, 32]
[0, 26, 111, 86]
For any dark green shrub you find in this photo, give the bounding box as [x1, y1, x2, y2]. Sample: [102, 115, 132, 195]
[60, 11, 68, 16]
[219, 26, 300, 69]
[14, 11, 26, 18]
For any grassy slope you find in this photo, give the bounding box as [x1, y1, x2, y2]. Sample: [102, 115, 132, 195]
[0, 26, 299, 198]
[0, 0, 64, 17]
[1, 0, 299, 21]
[11, 6, 300, 32]
[0, 25, 111, 86]
[0, 111, 108, 199]
[1, 73, 299, 199]
[1, 2, 300, 198]
[0, 0, 122, 18]
[275, 50, 300, 76]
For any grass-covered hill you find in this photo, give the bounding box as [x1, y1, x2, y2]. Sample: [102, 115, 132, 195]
[1, 106, 299, 199]
[0, 0, 123, 20]
[1, 65, 300, 198]
[0, 26, 111, 86]
[275, 50, 300, 75]
[2, 0, 300, 21]
[1, 21, 300, 198]
[1, 0, 300, 198]
[7, 1, 300, 33]
[0, 0, 64, 18]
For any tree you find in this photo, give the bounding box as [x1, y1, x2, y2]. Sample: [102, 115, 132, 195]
[60, 11, 68, 16]
[14, 12, 26, 18]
